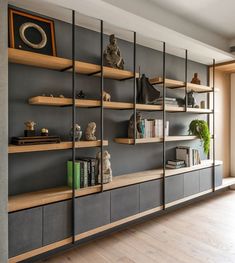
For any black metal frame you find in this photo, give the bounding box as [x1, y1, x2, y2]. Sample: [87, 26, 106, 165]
[71, 10, 76, 244]
[212, 59, 216, 192]
[185, 50, 188, 112]
[162, 42, 166, 210]
[133, 32, 137, 145]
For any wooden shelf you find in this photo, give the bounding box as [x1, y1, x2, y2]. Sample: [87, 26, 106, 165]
[8, 140, 108, 154]
[8, 160, 224, 212]
[114, 136, 198, 144]
[8, 48, 138, 81]
[29, 96, 212, 113]
[149, 77, 213, 93]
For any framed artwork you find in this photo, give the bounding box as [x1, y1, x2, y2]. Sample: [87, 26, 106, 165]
[9, 8, 57, 56]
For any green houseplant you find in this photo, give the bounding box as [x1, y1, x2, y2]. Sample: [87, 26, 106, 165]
[188, 119, 210, 155]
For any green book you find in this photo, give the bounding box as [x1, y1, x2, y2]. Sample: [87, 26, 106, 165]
[67, 161, 80, 189]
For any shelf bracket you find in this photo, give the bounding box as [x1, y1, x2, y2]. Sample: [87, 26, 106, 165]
[60, 65, 73, 72]
[87, 70, 101, 76]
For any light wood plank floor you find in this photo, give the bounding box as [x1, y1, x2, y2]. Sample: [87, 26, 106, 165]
[39, 190, 235, 263]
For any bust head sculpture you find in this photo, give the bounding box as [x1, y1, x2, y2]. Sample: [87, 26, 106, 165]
[103, 34, 124, 69]
[24, 121, 36, 131]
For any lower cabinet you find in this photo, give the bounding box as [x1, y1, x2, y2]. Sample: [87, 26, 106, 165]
[200, 167, 213, 191]
[184, 171, 200, 197]
[9, 207, 43, 258]
[75, 191, 110, 234]
[43, 200, 72, 245]
[111, 184, 139, 222]
[139, 179, 163, 212]
[166, 174, 184, 203]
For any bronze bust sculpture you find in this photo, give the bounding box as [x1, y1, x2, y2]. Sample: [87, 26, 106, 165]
[103, 34, 124, 69]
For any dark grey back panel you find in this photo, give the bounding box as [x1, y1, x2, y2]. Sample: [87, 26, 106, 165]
[8, 207, 43, 258]
[9, 7, 208, 196]
[184, 171, 200, 197]
[166, 174, 184, 203]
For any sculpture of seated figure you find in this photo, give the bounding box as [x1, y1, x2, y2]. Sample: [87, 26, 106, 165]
[103, 34, 124, 69]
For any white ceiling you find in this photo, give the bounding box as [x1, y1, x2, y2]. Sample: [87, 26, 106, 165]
[149, 0, 235, 39]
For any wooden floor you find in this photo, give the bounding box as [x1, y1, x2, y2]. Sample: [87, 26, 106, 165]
[39, 190, 235, 263]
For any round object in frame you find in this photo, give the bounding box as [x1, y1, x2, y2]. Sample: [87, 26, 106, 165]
[19, 22, 47, 49]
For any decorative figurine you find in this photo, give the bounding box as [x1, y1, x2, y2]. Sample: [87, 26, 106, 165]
[24, 121, 36, 137]
[97, 150, 112, 184]
[200, 100, 206, 109]
[103, 90, 111, 102]
[191, 73, 201, 85]
[59, 94, 64, 98]
[41, 128, 49, 136]
[85, 122, 96, 141]
[128, 112, 143, 139]
[70, 124, 82, 141]
[103, 34, 124, 69]
[186, 91, 196, 108]
[77, 90, 86, 99]
[49, 94, 54, 98]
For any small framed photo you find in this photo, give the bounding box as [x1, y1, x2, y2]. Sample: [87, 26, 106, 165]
[9, 8, 57, 56]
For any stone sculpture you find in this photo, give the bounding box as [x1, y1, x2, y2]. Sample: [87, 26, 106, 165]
[24, 120, 36, 137]
[71, 124, 82, 141]
[85, 122, 96, 141]
[128, 112, 143, 139]
[191, 73, 201, 85]
[97, 150, 112, 184]
[103, 91, 111, 101]
[103, 34, 124, 69]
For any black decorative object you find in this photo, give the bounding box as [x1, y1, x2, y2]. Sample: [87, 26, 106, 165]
[128, 112, 143, 139]
[9, 8, 56, 56]
[77, 90, 85, 99]
[137, 74, 160, 104]
[186, 91, 196, 108]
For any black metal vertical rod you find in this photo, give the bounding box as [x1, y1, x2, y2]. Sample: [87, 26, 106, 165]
[100, 20, 104, 192]
[185, 50, 188, 112]
[163, 42, 166, 210]
[212, 59, 215, 192]
[133, 32, 137, 145]
[71, 10, 76, 244]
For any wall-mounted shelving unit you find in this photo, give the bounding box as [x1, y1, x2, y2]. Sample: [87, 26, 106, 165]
[7, 5, 235, 263]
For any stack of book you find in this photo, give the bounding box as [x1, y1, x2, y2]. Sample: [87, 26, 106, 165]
[155, 97, 179, 107]
[176, 146, 201, 167]
[166, 160, 186, 169]
[140, 119, 169, 138]
[67, 158, 97, 189]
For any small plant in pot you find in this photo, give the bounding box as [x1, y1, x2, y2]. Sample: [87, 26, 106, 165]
[188, 120, 210, 155]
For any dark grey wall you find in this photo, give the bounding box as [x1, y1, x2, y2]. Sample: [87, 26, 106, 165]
[0, 0, 8, 262]
[9, 8, 208, 195]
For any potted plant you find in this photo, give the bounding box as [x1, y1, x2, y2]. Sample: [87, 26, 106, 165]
[188, 120, 210, 154]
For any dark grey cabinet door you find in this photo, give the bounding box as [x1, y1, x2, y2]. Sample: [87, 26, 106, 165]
[215, 165, 223, 187]
[140, 179, 163, 212]
[43, 200, 72, 245]
[200, 167, 213, 191]
[166, 174, 184, 203]
[75, 191, 110, 234]
[111, 184, 139, 222]
[184, 171, 200, 197]
[9, 207, 43, 258]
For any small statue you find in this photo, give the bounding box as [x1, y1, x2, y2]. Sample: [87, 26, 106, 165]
[103, 91, 111, 102]
[103, 34, 124, 69]
[186, 91, 196, 108]
[59, 94, 64, 98]
[24, 121, 36, 137]
[41, 128, 49, 136]
[85, 122, 96, 141]
[71, 124, 82, 141]
[49, 94, 54, 98]
[128, 112, 143, 139]
[191, 73, 201, 85]
[97, 150, 112, 184]
[77, 90, 85, 99]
